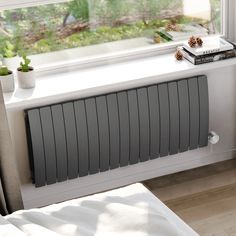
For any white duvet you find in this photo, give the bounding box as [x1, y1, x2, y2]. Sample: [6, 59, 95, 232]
[1, 183, 198, 236]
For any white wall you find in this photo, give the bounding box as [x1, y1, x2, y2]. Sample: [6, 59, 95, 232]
[2, 0, 236, 209]
[6, 63, 236, 209]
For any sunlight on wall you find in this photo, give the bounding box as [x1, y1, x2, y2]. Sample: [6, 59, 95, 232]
[183, 0, 211, 20]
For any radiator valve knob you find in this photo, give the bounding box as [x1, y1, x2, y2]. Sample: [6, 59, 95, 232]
[208, 131, 219, 144]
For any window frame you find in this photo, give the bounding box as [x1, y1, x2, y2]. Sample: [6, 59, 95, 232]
[225, 0, 236, 42]
[0, 0, 71, 10]
[0, 0, 233, 73]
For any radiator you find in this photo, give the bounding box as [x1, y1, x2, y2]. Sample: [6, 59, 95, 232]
[25, 75, 209, 187]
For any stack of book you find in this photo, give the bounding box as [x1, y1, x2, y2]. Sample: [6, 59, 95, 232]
[178, 36, 236, 65]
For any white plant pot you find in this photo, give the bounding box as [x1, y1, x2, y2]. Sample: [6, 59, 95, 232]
[0, 72, 15, 93]
[17, 67, 36, 89]
[3, 56, 20, 71]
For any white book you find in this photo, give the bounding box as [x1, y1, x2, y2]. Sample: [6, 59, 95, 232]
[166, 31, 207, 41]
[183, 36, 233, 56]
[166, 24, 208, 41]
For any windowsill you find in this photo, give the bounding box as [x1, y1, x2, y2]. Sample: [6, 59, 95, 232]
[4, 52, 236, 110]
[30, 37, 180, 72]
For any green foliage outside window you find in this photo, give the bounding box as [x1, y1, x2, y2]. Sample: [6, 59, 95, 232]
[68, 0, 89, 21]
[0, 0, 221, 57]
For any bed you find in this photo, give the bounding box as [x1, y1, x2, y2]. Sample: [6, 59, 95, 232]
[0, 183, 198, 236]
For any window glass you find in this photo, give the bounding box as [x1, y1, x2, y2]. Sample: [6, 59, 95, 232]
[0, 0, 222, 58]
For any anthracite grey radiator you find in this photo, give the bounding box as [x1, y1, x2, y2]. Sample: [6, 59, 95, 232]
[25, 75, 209, 187]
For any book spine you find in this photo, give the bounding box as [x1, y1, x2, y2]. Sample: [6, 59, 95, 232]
[183, 43, 233, 56]
[195, 50, 236, 65]
[179, 47, 236, 65]
[183, 46, 219, 56]
[178, 47, 196, 64]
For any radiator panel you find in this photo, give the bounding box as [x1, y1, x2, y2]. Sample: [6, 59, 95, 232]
[198, 75, 209, 147]
[137, 88, 150, 162]
[107, 94, 120, 169]
[168, 82, 180, 155]
[63, 102, 79, 179]
[96, 96, 110, 172]
[117, 92, 130, 167]
[25, 75, 209, 187]
[127, 90, 140, 165]
[159, 84, 170, 157]
[85, 98, 100, 175]
[148, 85, 160, 160]
[40, 107, 57, 185]
[188, 78, 200, 150]
[74, 101, 89, 177]
[27, 109, 46, 187]
[178, 80, 190, 152]
[51, 105, 68, 181]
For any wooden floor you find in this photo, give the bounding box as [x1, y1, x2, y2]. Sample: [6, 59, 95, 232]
[143, 158, 236, 236]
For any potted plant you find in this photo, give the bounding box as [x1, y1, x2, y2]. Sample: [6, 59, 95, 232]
[2, 41, 19, 71]
[17, 54, 35, 89]
[0, 64, 15, 93]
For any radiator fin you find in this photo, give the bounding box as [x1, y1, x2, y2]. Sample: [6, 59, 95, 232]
[127, 90, 140, 164]
[198, 75, 209, 147]
[74, 100, 89, 177]
[96, 96, 110, 172]
[85, 98, 100, 175]
[178, 80, 190, 152]
[63, 103, 79, 179]
[137, 88, 150, 162]
[168, 82, 180, 155]
[27, 109, 46, 187]
[51, 105, 68, 181]
[107, 94, 120, 169]
[117, 92, 130, 167]
[188, 78, 200, 150]
[158, 84, 170, 157]
[148, 86, 160, 160]
[40, 107, 57, 185]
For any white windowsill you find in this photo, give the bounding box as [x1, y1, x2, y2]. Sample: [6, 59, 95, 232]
[28, 37, 181, 72]
[4, 52, 236, 110]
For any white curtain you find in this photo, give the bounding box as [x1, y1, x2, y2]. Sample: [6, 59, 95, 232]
[0, 83, 23, 215]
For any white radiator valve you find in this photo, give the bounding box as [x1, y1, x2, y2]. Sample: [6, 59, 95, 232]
[208, 131, 219, 145]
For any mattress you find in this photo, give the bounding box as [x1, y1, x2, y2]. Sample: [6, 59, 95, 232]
[1, 183, 199, 236]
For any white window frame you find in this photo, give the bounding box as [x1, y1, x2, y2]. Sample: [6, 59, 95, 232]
[0, 0, 234, 73]
[225, 0, 236, 42]
[0, 0, 71, 10]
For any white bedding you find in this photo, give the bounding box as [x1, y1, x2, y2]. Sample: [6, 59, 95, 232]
[1, 183, 198, 236]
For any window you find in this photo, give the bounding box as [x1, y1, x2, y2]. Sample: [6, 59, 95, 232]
[0, 0, 223, 67]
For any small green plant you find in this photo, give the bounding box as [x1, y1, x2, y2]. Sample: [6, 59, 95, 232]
[0, 65, 10, 76]
[3, 41, 17, 58]
[19, 54, 32, 72]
